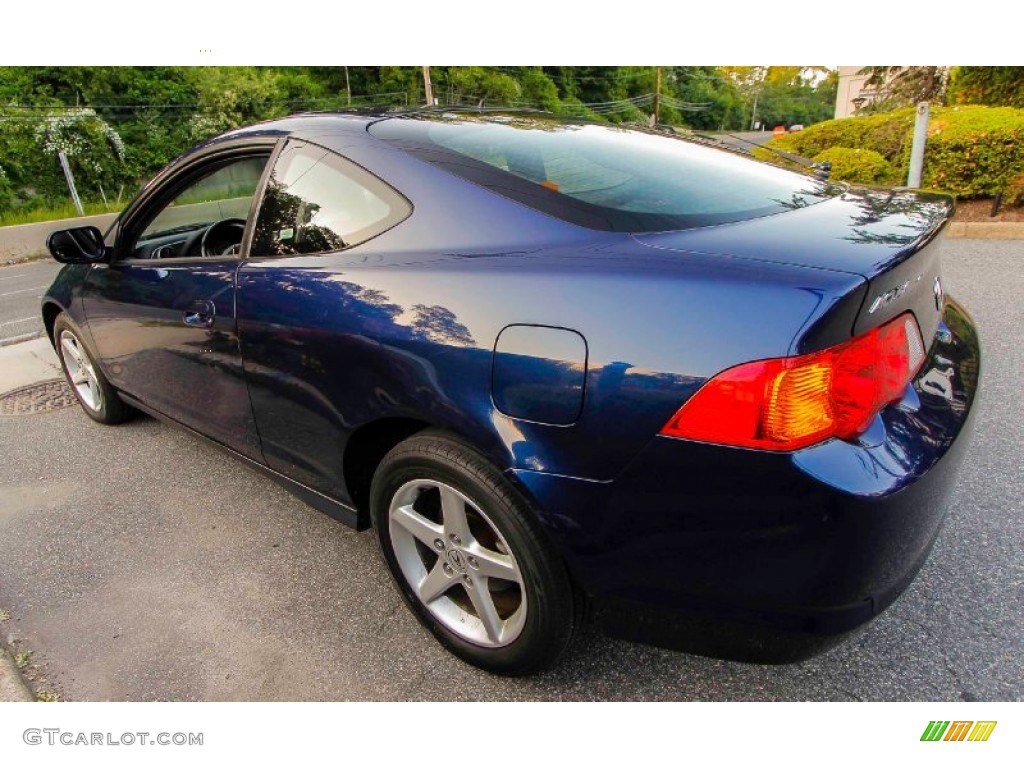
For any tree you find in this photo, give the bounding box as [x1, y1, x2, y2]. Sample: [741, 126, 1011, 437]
[949, 67, 1024, 108]
[35, 109, 125, 206]
[0, 65, 847, 217]
[719, 67, 836, 130]
[721, 66, 769, 128]
[857, 66, 951, 110]
[757, 68, 837, 128]
[517, 68, 561, 111]
[187, 67, 283, 132]
[441, 67, 521, 107]
[666, 67, 740, 130]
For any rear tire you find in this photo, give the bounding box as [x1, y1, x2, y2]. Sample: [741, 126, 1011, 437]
[370, 430, 580, 675]
[53, 314, 132, 425]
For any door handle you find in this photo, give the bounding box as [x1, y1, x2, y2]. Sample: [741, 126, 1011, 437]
[183, 299, 216, 328]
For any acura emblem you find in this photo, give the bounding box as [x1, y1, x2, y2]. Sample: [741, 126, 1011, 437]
[446, 549, 467, 573]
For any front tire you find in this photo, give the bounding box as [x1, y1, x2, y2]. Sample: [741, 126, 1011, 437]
[370, 430, 580, 676]
[53, 314, 132, 425]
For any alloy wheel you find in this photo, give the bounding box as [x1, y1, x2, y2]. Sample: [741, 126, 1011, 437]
[59, 329, 103, 413]
[388, 478, 527, 648]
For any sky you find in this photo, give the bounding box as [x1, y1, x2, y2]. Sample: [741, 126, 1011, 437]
[0, 1, 1008, 67]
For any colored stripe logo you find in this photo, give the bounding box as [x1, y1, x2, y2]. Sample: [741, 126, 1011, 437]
[921, 721, 997, 742]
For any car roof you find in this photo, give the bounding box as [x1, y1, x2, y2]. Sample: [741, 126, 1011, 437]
[217, 108, 594, 143]
[216, 111, 381, 142]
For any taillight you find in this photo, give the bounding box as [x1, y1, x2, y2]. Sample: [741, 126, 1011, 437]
[659, 313, 926, 451]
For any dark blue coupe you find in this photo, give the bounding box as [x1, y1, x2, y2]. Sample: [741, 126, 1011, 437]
[42, 112, 981, 675]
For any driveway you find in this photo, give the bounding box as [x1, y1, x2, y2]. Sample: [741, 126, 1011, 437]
[0, 239, 1021, 701]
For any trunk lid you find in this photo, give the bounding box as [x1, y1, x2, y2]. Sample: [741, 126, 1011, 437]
[634, 187, 953, 343]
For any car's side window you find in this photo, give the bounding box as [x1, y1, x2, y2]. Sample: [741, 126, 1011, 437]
[125, 155, 269, 261]
[250, 141, 410, 257]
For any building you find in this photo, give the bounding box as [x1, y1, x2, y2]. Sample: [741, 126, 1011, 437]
[834, 66, 890, 119]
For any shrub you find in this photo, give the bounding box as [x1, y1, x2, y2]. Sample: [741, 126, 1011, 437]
[1007, 172, 1024, 206]
[811, 147, 895, 185]
[758, 105, 1024, 199]
[766, 108, 918, 165]
[918, 106, 1024, 198]
[1, 107, 128, 213]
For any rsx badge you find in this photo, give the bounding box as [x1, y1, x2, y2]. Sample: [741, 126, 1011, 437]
[869, 278, 913, 314]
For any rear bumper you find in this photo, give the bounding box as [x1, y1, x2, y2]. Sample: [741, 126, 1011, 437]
[514, 298, 981, 662]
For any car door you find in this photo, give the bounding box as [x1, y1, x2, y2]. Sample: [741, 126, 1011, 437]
[81, 139, 278, 459]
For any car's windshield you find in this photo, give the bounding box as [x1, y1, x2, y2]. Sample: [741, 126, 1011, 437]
[370, 116, 842, 232]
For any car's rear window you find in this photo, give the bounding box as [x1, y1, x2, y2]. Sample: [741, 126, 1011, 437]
[369, 116, 841, 232]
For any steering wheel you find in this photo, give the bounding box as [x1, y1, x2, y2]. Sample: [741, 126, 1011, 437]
[199, 218, 247, 257]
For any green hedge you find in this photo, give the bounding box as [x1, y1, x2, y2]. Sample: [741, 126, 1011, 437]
[811, 147, 894, 185]
[767, 107, 919, 162]
[757, 105, 1024, 199]
[920, 107, 1024, 198]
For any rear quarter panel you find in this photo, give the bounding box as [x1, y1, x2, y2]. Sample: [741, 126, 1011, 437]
[236, 241, 867, 488]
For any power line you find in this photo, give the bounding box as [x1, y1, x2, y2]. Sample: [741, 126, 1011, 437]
[0, 90, 717, 129]
[485, 66, 657, 85]
[0, 92, 414, 112]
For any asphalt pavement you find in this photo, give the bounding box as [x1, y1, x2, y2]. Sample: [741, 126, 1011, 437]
[0, 259, 60, 345]
[705, 130, 777, 151]
[0, 238, 1021, 701]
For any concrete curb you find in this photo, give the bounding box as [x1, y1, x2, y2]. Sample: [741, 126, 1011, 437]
[947, 221, 1024, 239]
[0, 331, 44, 348]
[2, 252, 48, 267]
[0, 647, 33, 702]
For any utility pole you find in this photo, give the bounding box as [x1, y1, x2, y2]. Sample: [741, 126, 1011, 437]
[422, 66, 434, 107]
[344, 66, 352, 106]
[749, 88, 760, 131]
[907, 101, 930, 188]
[653, 66, 662, 126]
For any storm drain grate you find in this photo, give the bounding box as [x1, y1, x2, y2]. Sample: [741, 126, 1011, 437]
[0, 379, 78, 415]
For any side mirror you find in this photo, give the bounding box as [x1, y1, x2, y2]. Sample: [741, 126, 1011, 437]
[46, 226, 108, 264]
